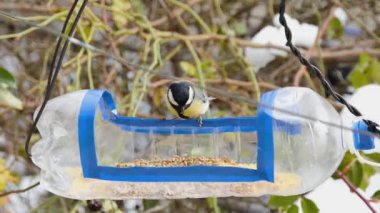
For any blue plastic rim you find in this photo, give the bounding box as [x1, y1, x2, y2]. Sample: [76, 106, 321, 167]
[78, 89, 277, 182]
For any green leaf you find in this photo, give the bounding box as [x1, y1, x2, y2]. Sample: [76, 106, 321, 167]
[207, 197, 221, 213]
[268, 195, 300, 208]
[358, 53, 371, 65]
[179, 61, 197, 77]
[364, 153, 380, 162]
[349, 71, 369, 88]
[371, 190, 380, 200]
[327, 17, 344, 39]
[348, 53, 370, 88]
[0, 67, 16, 88]
[368, 58, 380, 82]
[301, 198, 319, 213]
[0, 88, 23, 110]
[347, 161, 364, 188]
[359, 164, 376, 190]
[349, 53, 380, 88]
[333, 152, 355, 179]
[362, 153, 380, 173]
[287, 204, 299, 213]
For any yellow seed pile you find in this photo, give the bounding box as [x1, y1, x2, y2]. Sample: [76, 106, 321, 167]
[116, 156, 250, 167]
[66, 166, 299, 199]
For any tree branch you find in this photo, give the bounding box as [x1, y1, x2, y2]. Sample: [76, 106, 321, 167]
[0, 3, 60, 13]
[293, 4, 338, 87]
[0, 182, 40, 197]
[336, 171, 376, 213]
[149, 78, 279, 90]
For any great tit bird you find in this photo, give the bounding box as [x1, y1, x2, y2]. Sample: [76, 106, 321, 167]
[166, 81, 213, 126]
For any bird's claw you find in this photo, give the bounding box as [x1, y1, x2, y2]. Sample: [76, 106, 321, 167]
[197, 117, 203, 127]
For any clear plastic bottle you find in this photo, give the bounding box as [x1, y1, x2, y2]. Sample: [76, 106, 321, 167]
[31, 87, 377, 199]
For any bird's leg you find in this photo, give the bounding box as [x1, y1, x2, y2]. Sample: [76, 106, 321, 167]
[197, 116, 203, 127]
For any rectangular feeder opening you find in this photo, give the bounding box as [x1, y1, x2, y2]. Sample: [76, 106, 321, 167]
[94, 123, 257, 169]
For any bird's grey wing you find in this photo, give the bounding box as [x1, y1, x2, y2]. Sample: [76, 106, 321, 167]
[194, 87, 209, 103]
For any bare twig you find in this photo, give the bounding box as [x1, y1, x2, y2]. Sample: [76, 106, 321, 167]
[100, 0, 131, 85]
[228, 1, 258, 21]
[341, 158, 358, 175]
[293, 5, 337, 87]
[336, 171, 376, 213]
[158, 0, 190, 33]
[167, 0, 211, 33]
[269, 57, 299, 79]
[0, 3, 60, 13]
[114, 0, 202, 44]
[314, 48, 380, 62]
[150, 78, 279, 90]
[153, 31, 290, 52]
[0, 182, 40, 197]
[324, 39, 377, 51]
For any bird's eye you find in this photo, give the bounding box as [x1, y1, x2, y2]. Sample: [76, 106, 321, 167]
[168, 90, 178, 106]
[185, 86, 194, 105]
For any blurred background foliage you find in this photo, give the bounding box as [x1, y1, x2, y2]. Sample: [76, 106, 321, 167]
[0, 0, 380, 212]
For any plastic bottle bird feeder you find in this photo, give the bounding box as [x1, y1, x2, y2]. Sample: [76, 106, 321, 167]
[31, 87, 377, 199]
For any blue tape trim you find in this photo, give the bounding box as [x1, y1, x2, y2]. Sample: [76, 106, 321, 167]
[256, 90, 276, 182]
[93, 166, 264, 182]
[78, 91, 101, 178]
[112, 114, 259, 135]
[78, 90, 275, 182]
[353, 120, 375, 150]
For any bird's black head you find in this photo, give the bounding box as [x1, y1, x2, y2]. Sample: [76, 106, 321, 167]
[167, 81, 194, 113]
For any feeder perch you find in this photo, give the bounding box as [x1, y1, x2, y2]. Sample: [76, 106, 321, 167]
[31, 87, 375, 199]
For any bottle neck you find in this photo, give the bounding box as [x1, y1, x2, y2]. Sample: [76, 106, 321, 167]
[346, 120, 379, 167]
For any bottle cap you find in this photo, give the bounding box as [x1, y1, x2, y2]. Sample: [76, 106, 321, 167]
[352, 120, 375, 150]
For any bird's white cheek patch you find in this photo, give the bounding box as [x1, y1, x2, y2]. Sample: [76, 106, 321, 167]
[186, 87, 194, 105]
[168, 90, 178, 106]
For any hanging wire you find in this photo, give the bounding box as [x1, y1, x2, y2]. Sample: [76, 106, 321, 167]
[278, 0, 380, 135]
[24, 0, 89, 159]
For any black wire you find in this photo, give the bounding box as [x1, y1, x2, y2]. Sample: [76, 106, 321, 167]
[278, 0, 380, 135]
[25, 0, 88, 159]
[47, 0, 79, 86]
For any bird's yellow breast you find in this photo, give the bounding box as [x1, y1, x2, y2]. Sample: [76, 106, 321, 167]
[183, 99, 209, 118]
[166, 98, 209, 118]
[166, 98, 180, 117]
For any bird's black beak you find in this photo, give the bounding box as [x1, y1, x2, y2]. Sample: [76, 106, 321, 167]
[179, 107, 184, 115]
